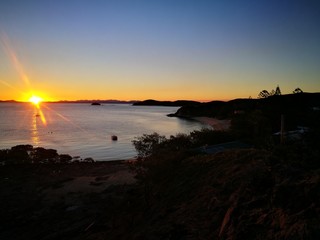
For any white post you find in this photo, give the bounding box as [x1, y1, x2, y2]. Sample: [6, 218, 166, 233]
[281, 114, 285, 144]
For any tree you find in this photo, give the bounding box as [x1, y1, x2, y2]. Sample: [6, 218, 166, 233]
[132, 132, 166, 159]
[274, 85, 281, 95]
[293, 88, 303, 94]
[258, 90, 270, 99]
[258, 85, 281, 98]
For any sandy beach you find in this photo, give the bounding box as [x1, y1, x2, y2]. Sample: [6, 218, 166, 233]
[193, 117, 231, 131]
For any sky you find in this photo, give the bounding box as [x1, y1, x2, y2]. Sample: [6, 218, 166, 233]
[0, 0, 319, 102]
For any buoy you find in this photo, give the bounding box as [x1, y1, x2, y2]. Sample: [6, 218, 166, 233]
[111, 135, 118, 141]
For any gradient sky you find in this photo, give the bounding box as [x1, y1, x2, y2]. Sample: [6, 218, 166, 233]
[0, 0, 319, 101]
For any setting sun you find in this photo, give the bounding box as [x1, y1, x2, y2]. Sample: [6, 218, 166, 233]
[29, 95, 43, 105]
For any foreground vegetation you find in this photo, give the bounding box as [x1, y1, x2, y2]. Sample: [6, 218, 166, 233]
[127, 120, 320, 239]
[1, 136, 319, 239]
[126, 94, 320, 239]
[0, 145, 94, 165]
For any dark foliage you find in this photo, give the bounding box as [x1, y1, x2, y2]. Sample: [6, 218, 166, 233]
[131, 129, 235, 185]
[127, 122, 320, 239]
[0, 145, 93, 165]
[132, 132, 167, 159]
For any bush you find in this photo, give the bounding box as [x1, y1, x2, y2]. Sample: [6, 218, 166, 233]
[0, 145, 89, 165]
[131, 130, 233, 183]
[7, 149, 30, 164]
[231, 110, 273, 146]
[189, 128, 233, 146]
[132, 132, 166, 159]
[31, 147, 59, 163]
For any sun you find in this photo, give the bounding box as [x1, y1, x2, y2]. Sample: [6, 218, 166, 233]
[29, 95, 43, 105]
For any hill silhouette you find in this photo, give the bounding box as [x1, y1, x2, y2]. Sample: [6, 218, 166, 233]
[133, 99, 200, 107]
[171, 93, 320, 132]
[172, 93, 320, 118]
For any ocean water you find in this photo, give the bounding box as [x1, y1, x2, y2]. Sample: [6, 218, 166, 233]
[0, 103, 209, 161]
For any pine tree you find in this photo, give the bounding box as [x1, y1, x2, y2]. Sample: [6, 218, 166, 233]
[274, 85, 281, 95]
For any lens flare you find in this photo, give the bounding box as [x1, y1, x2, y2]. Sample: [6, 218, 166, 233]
[0, 31, 31, 88]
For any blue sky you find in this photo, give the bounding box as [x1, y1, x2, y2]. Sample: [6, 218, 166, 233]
[1, 0, 319, 101]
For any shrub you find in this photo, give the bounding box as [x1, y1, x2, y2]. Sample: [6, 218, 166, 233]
[231, 110, 273, 146]
[7, 148, 30, 164]
[132, 132, 166, 159]
[59, 154, 73, 163]
[189, 128, 233, 146]
[0, 145, 89, 165]
[31, 147, 59, 163]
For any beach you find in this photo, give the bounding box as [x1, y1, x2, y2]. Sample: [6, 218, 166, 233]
[193, 117, 231, 131]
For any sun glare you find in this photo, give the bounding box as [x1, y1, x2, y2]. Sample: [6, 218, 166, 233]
[29, 95, 43, 105]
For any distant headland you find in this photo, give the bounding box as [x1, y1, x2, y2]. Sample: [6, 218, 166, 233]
[133, 99, 200, 106]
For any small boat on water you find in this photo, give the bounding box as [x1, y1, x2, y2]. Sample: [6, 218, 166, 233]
[111, 135, 118, 141]
[91, 102, 101, 105]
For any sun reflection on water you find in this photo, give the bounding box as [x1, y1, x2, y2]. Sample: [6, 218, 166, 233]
[32, 107, 40, 147]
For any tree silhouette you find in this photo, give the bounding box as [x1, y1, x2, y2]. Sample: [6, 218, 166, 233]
[293, 88, 303, 94]
[274, 85, 281, 95]
[258, 90, 270, 98]
[258, 85, 282, 98]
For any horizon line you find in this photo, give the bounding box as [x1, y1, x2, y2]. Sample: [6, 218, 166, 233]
[1, 92, 319, 104]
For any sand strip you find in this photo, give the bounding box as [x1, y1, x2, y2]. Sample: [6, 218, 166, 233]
[193, 117, 231, 131]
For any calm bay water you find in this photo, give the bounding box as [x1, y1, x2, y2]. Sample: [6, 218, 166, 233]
[0, 103, 208, 161]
